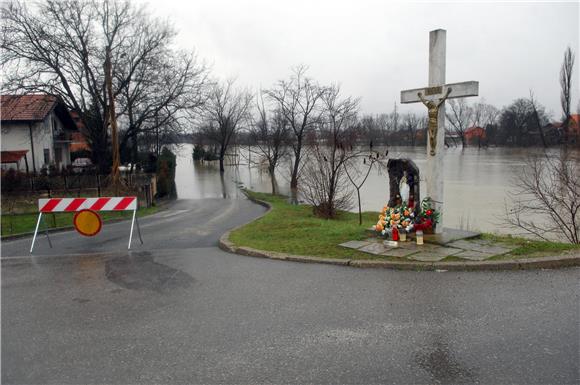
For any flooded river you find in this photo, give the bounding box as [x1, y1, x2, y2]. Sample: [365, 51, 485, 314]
[174, 143, 577, 234]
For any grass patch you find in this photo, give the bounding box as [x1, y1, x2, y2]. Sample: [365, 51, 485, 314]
[1, 205, 161, 237]
[230, 190, 579, 262]
[479, 233, 580, 260]
[229, 191, 397, 261]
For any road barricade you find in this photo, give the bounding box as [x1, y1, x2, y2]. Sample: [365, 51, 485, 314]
[30, 196, 143, 252]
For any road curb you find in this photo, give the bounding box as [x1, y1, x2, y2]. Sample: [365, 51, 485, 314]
[219, 194, 580, 271]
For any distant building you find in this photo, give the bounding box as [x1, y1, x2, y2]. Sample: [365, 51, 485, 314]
[465, 126, 486, 145]
[1, 94, 78, 172]
[566, 114, 580, 143]
[546, 114, 580, 145]
[69, 111, 91, 153]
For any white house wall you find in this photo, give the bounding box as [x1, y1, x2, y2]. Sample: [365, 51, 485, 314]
[1, 111, 71, 172]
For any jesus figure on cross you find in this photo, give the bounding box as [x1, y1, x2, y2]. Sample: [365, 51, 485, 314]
[418, 87, 452, 156]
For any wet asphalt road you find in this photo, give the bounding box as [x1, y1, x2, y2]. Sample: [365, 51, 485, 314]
[2, 197, 579, 384]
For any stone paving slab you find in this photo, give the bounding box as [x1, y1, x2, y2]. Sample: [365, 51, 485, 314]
[395, 241, 441, 251]
[453, 249, 496, 261]
[339, 240, 371, 250]
[380, 247, 420, 258]
[421, 228, 481, 245]
[358, 242, 389, 255]
[447, 239, 514, 255]
[407, 246, 463, 262]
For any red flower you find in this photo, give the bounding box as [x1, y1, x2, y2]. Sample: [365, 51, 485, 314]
[426, 210, 432, 216]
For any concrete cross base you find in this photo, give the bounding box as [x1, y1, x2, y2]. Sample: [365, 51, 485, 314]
[366, 227, 480, 245]
[340, 229, 509, 262]
[419, 228, 481, 245]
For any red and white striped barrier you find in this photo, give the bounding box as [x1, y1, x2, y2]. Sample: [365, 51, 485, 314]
[30, 196, 142, 252]
[38, 196, 137, 212]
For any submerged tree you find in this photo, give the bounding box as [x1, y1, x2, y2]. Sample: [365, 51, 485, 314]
[248, 91, 290, 194]
[560, 46, 575, 147]
[446, 98, 473, 148]
[200, 79, 252, 172]
[265, 65, 326, 190]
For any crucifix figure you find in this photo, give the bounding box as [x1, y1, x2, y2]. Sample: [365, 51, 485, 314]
[400, 29, 479, 233]
[418, 87, 451, 156]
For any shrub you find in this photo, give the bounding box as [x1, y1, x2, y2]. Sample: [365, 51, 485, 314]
[156, 148, 176, 198]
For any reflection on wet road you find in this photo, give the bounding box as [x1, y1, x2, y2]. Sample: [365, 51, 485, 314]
[105, 251, 194, 293]
[413, 335, 476, 384]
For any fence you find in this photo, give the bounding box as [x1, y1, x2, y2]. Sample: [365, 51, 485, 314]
[3, 169, 153, 201]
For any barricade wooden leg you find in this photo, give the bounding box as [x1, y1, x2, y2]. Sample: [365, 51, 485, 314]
[30, 213, 42, 253]
[128, 209, 137, 249]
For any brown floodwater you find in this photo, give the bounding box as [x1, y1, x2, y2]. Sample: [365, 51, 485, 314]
[174, 144, 578, 234]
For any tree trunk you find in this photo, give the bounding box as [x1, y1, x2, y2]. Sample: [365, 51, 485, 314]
[357, 188, 362, 225]
[269, 165, 277, 195]
[291, 138, 302, 189]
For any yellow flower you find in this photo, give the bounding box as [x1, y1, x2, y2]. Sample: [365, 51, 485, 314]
[375, 222, 384, 232]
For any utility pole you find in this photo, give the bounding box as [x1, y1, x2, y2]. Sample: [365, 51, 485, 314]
[105, 47, 121, 192]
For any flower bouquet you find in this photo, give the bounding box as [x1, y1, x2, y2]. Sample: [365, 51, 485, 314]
[412, 197, 440, 234]
[375, 197, 440, 236]
[375, 203, 414, 238]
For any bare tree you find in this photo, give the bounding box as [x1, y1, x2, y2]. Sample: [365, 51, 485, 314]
[265, 65, 326, 190]
[248, 91, 290, 194]
[446, 98, 473, 148]
[1, 0, 208, 172]
[472, 99, 499, 128]
[498, 98, 547, 146]
[560, 46, 575, 146]
[402, 112, 420, 146]
[344, 154, 385, 225]
[388, 102, 400, 132]
[529, 91, 548, 148]
[300, 85, 359, 218]
[505, 152, 579, 244]
[200, 79, 252, 172]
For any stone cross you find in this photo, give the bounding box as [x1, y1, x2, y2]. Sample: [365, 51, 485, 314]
[400, 29, 479, 233]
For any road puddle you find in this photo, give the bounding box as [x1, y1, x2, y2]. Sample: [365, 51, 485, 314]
[104, 251, 194, 292]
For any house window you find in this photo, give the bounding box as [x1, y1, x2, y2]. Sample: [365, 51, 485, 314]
[43, 148, 50, 165]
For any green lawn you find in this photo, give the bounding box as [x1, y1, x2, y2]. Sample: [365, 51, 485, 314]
[1, 205, 160, 237]
[230, 190, 579, 261]
[481, 233, 580, 260]
[230, 191, 395, 260]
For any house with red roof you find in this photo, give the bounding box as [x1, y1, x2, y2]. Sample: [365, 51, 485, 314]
[567, 114, 580, 143]
[546, 114, 580, 145]
[465, 126, 486, 145]
[1, 94, 78, 173]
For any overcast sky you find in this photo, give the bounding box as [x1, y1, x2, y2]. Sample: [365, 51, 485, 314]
[144, 0, 579, 119]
